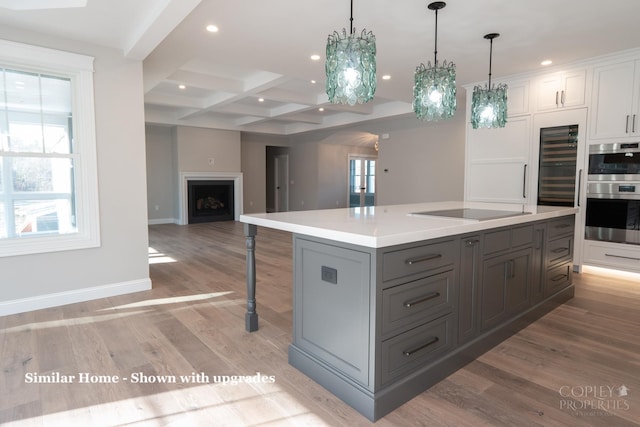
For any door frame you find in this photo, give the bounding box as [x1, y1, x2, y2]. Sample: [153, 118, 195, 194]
[274, 153, 289, 212]
[347, 154, 377, 208]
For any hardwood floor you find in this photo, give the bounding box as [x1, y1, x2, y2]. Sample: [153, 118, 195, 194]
[1, 221, 639, 426]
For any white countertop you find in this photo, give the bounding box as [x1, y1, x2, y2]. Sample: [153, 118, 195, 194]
[240, 201, 578, 248]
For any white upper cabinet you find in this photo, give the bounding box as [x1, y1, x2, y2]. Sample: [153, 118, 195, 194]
[535, 69, 586, 112]
[505, 79, 530, 117]
[589, 60, 640, 140]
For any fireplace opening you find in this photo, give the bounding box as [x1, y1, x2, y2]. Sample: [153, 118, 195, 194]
[187, 180, 234, 223]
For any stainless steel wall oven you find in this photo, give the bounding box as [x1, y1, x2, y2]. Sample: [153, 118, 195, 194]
[586, 142, 640, 245]
[588, 142, 640, 181]
[585, 181, 640, 245]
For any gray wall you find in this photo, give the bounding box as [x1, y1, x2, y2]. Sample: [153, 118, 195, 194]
[147, 110, 466, 218]
[374, 113, 466, 205]
[0, 27, 150, 307]
[241, 133, 290, 214]
[146, 125, 175, 223]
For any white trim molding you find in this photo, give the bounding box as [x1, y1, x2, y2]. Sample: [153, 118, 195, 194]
[178, 172, 243, 225]
[0, 278, 152, 316]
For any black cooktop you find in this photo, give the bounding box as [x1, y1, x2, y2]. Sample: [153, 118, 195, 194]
[412, 208, 531, 221]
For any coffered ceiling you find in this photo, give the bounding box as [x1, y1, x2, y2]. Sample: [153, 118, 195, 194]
[2, 0, 640, 135]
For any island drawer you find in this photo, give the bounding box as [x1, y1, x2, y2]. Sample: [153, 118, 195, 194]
[484, 224, 534, 255]
[547, 216, 575, 239]
[381, 314, 454, 385]
[381, 270, 453, 336]
[547, 235, 573, 266]
[545, 261, 572, 297]
[382, 240, 456, 282]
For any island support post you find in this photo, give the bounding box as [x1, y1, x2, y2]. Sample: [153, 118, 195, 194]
[244, 223, 259, 332]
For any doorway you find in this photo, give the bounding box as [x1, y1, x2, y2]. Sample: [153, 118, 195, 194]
[348, 155, 376, 208]
[266, 146, 290, 213]
[274, 154, 289, 212]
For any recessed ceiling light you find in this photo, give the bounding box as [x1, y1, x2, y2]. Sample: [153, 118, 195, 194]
[258, 98, 265, 102]
[310, 54, 321, 61]
[206, 24, 219, 33]
[310, 80, 317, 84]
[541, 59, 553, 66]
[319, 107, 325, 112]
[178, 84, 186, 89]
[382, 75, 391, 80]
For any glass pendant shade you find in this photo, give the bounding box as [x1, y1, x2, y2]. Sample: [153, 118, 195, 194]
[471, 83, 508, 129]
[413, 1, 456, 121]
[414, 60, 456, 120]
[326, 28, 377, 105]
[471, 32, 507, 129]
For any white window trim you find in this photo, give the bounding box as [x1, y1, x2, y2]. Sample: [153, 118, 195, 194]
[0, 39, 100, 257]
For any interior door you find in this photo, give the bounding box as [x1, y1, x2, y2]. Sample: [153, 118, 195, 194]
[349, 156, 376, 208]
[275, 154, 289, 212]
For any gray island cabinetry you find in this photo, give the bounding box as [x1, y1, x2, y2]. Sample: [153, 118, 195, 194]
[240, 202, 576, 421]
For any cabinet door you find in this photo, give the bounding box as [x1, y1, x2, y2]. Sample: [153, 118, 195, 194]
[531, 224, 546, 304]
[589, 61, 636, 140]
[536, 73, 562, 111]
[294, 238, 371, 386]
[465, 116, 531, 203]
[458, 235, 481, 344]
[481, 249, 532, 331]
[561, 70, 586, 108]
[506, 249, 532, 314]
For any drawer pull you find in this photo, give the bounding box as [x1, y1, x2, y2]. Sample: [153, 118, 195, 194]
[465, 239, 480, 247]
[403, 336, 439, 357]
[405, 253, 442, 265]
[551, 247, 569, 254]
[551, 273, 568, 282]
[605, 253, 640, 261]
[403, 292, 440, 308]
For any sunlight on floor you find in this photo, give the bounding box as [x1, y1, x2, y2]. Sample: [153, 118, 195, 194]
[1, 310, 153, 333]
[148, 246, 177, 264]
[2, 380, 332, 426]
[102, 292, 234, 311]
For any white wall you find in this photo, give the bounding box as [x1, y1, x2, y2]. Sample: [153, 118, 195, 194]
[0, 28, 151, 313]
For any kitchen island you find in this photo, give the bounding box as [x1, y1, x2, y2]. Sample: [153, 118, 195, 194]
[240, 201, 577, 421]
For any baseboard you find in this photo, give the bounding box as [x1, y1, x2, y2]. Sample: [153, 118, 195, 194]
[148, 218, 177, 225]
[0, 278, 152, 316]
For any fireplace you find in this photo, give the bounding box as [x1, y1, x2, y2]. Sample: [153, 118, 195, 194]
[179, 172, 243, 225]
[187, 180, 234, 223]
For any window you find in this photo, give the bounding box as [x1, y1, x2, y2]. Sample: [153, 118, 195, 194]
[0, 39, 99, 257]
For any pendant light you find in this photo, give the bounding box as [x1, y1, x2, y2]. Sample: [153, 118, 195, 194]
[471, 33, 508, 129]
[413, 1, 456, 121]
[325, 0, 376, 105]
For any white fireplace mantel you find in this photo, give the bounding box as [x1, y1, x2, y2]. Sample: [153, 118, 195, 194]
[179, 172, 243, 225]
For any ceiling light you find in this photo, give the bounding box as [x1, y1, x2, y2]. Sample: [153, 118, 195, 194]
[325, 0, 376, 105]
[310, 54, 321, 61]
[311, 80, 317, 84]
[541, 59, 553, 66]
[258, 98, 265, 102]
[319, 107, 325, 112]
[413, 1, 456, 121]
[206, 24, 219, 33]
[471, 33, 507, 129]
[178, 84, 186, 90]
[382, 75, 391, 80]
